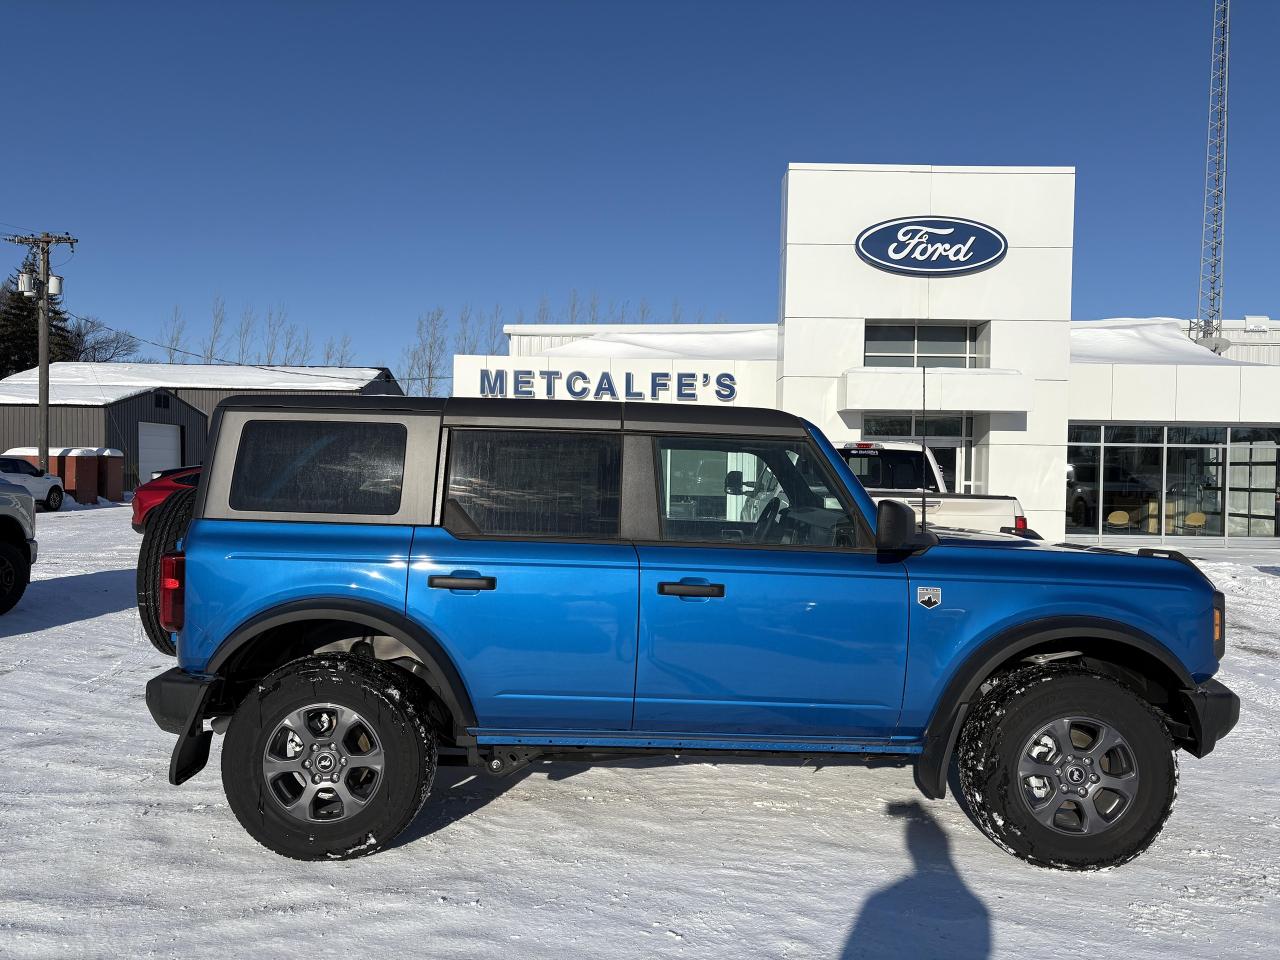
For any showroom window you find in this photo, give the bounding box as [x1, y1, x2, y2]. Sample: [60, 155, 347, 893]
[1066, 424, 1277, 539]
[864, 323, 984, 368]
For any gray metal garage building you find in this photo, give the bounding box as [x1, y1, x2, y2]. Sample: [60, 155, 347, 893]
[0, 362, 402, 489]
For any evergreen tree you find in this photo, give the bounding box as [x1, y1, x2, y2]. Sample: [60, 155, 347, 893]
[0, 251, 75, 379]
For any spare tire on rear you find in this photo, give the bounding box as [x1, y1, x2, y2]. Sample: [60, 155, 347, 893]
[136, 487, 196, 656]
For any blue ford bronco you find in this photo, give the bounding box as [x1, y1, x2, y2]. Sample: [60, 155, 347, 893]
[146, 395, 1238, 867]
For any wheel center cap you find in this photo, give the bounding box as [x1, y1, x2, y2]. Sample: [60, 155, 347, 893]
[1065, 765, 1086, 785]
[315, 752, 337, 773]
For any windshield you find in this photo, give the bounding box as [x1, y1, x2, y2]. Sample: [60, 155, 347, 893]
[842, 449, 939, 492]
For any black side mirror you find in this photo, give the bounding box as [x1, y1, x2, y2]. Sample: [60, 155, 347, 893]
[876, 498, 937, 553]
[724, 470, 744, 496]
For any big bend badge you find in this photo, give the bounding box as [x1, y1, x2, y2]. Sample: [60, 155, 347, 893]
[917, 586, 942, 609]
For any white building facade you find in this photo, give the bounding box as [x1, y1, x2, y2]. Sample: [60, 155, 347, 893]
[454, 163, 1280, 545]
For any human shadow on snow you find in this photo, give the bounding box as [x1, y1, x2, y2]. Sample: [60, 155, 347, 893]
[2, 568, 136, 635]
[841, 801, 991, 960]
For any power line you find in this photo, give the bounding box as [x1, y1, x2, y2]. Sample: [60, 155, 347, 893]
[60, 309, 451, 385]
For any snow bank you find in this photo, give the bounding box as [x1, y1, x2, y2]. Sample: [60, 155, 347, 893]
[1070, 318, 1252, 366]
[539, 325, 779, 360]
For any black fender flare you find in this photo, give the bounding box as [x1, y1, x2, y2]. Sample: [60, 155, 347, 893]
[207, 596, 478, 740]
[913, 616, 1194, 800]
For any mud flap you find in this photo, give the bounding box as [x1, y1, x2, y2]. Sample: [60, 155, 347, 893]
[168, 680, 217, 785]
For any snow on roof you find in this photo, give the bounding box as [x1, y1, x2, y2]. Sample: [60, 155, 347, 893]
[537, 325, 779, 360]
[4, 447, 122, 457]
[1070, 318, 1253, 366]
[0, 362, 386, 406]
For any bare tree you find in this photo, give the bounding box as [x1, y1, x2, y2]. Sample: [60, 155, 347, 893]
[66, 316, 141, 363]
[608, 299, 628, 324]
[566, 288, 582, 324]
[401, 307, 449, 397]
[484, 304, 505, 354]
[261, 307, 287, 363]
[454, 304, 480, 355]
[670, 298, 683, 323]
[535, 296, 551, 325]
[322, 334, 354, 366]
[234, 307, 256, 363]
[161, 306, 188, 363]
[281, 321, 312, 365]
[635, 298, 652, 324]
[588, 292, 601, 325]
[201, 295, 226, 363]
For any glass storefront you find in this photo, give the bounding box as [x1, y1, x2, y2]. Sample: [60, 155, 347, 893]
[1066, 423, 1278, 539]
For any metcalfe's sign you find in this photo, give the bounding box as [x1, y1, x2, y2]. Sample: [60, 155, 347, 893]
[479, 369, 737, 402]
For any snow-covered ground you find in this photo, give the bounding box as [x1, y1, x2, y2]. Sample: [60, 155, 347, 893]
[1, 508, 1277, 959]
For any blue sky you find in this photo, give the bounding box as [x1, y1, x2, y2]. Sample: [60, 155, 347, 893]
[2, 2, 1276, 367]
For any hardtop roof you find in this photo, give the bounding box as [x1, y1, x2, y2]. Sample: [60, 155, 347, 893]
[213, 394, 809, 436]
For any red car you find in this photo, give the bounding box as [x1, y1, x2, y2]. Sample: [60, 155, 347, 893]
[132, 465, 202, 533]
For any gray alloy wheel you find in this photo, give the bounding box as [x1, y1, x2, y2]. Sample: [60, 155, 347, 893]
[1017, 715, 1139, 836]
[261, 702, 386, 824]
[44, 486, 63, 511]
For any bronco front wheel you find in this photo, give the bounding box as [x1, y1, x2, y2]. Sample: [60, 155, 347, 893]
[222, 655, 437, 860]
[957, 665, 1177, 870]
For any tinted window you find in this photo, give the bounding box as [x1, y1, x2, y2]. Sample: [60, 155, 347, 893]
[444, 430, 621, 539]
[656, 436, 867, 548]
[842, 448, 937, 491]
[229, 419, 406, 515]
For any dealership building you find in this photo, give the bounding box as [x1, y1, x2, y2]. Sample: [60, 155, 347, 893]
[454, 163, 1280, 544]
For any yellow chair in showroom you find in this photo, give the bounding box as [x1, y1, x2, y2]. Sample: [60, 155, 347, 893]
[1182, 511, 1207, 535]
[1105, 509, 1132, 532]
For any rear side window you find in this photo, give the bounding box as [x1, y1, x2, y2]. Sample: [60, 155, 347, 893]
[443, 429, 621, 539]
[229, 419, 406, 515]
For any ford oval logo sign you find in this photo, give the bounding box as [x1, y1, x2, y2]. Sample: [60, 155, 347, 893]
[855, 216, 1007, 277]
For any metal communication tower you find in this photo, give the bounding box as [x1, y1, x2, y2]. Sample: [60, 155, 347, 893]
[1194, 0, 1230, 344]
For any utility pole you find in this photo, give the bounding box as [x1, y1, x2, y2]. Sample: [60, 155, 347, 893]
[4, 232, 78, 472]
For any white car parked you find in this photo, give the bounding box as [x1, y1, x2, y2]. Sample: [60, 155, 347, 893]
[0, 456, 64, 511]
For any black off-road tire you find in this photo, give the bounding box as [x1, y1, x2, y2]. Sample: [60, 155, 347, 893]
[135, 488, 196, 656]
[956, 664, 1177, 870]
[222, 655, 437, 860]
[0, 541, 31, 615]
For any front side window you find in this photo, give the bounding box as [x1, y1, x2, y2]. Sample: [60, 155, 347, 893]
[655, 436, 868, 548]
[229, 419, 406, 515]
[443, 429, 621, 539]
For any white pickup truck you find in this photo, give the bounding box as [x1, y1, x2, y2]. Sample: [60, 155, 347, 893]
[0, 477, 37, 614]
[839, 440, 1037, 538]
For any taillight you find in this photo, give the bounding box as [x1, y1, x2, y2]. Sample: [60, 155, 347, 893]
[159, 552, 185, 633]
[1014, 515, 1028, 532]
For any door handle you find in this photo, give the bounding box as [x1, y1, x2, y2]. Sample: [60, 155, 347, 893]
[658, 581, 725, 598]
[428, 575, 497, 591]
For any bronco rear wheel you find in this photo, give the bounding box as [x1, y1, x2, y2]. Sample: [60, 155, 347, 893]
[957, 665, 1177, 870]
[222, 655, 437, 860]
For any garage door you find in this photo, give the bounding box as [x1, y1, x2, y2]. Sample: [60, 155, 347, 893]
[137, 422, 182, 486]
